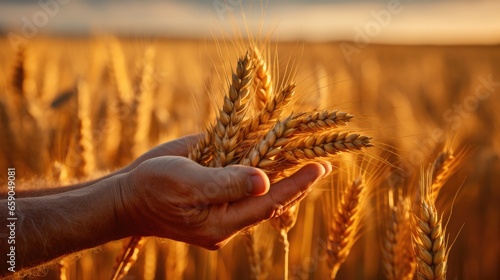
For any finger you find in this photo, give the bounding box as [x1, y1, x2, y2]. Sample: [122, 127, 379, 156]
[221, 163, 327, 230]
[167, 134, 204, 157]
[183, 163, 270, 204]
[195, 165, 270, 204]
[149, 134, 201, 158]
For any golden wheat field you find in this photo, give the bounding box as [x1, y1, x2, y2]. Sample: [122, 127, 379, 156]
[0, 36, 499, 280]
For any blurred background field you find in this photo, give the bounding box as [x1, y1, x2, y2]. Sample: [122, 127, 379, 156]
[1, 0, 499, 279]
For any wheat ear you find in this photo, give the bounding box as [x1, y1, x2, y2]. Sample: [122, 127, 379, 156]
[107, 38, 137, 166]
[74, 80, 95, 178]
[327, 176, 366, 279]
[188, 132, 213, 165]
[412, 170, 449, 280]
[239, 83, 296, 145]
[292, 109, 353, 133]
[108, 38, 134, 105]
[381, 190, 416, 280]
[281, 131, 372, 163]
[430, 147, 468, 201]
[239, 115, 368, 173]
[210, 52, 254, 167]
[238, 114, 301, 169]
[251, 46, 273, 111]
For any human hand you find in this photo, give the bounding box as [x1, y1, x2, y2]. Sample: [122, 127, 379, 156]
[115, 156, 331, 249]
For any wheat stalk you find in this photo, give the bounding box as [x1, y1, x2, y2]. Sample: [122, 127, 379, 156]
[210, 52, 254, 167]
[430, 147, 468, 201]
[243, 224, 274, 280]
[58, 258, 68, 280]
[412, 169, 449, 280]
[133, 47, 157, 158]
[164, 240, 188, 280]
[107, 38, 134, 105]
[0, 98, 17, 174]
[110, 237, 146, 280]
[326, 175, 365, 279]
[10, 44, 25, 95]
[74, 80, 95, 178]
[270, 203, 300, 280]
[142, 239, 157, 280]
[107, 38, 137, 166]
[381, 190, 416, 280]
[7, 45, 43, 176]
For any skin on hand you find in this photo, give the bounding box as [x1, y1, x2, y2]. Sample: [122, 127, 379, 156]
[115, 156, 331, 250]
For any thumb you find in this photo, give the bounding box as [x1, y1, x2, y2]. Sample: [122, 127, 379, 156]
[202, 165, 270, 204]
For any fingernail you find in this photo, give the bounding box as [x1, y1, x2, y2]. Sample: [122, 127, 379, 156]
[247, 174, 266, 195]
[319, 162, 332, 178]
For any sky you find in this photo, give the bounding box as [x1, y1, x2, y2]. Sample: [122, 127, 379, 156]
[1, 0, 499, 44]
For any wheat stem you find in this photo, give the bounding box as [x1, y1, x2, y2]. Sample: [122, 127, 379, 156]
[110, 237, 146, 280]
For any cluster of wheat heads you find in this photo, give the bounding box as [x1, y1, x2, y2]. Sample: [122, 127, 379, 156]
[111, 46, 372, 279]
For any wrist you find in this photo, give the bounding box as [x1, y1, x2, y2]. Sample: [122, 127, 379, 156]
[113, 171, 144, 237]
